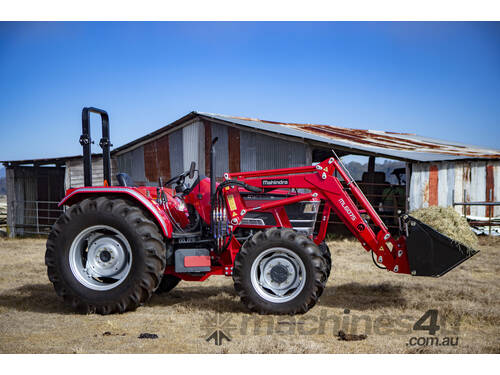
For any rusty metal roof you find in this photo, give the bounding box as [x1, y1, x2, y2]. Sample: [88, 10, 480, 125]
[1, 154, 102, 167]
[198, 112, 500, 162]
[6, 111, 497, 167]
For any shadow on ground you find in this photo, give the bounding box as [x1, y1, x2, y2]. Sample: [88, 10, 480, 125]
[149, 285, 248, 313]
[0, 281, 406, 315]
[0, 283, 74, 314]
[151, 281, 406, 313]
[319, 282, 406, 311]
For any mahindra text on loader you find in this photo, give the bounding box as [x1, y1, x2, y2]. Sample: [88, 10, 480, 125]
[45, 108, 478, 315]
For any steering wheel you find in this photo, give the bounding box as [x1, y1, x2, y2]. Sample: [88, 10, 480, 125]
[164, 161, 197, 190]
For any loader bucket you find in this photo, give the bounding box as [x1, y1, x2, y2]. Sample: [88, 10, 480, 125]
[402, 215, 479, 277]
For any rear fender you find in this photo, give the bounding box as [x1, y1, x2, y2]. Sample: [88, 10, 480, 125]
[59, 187, 173, 238]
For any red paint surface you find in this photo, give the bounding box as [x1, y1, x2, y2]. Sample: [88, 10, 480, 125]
[429, 165, 439, 206]
[184, 256, 211, 267]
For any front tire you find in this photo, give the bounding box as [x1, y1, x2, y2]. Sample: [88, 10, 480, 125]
[319, 241, 332, 279]
[45, 197, 166, 314]
[233, 228, 327, 315]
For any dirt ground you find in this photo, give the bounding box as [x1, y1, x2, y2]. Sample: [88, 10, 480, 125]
[0, 236, 499, 354]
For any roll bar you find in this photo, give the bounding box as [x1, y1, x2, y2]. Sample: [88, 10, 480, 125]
[79, 107, 112, 186]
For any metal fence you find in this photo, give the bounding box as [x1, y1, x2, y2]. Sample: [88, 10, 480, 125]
[10, 200, 63, 236]
[452, 201, 500, 235]
[324, 181, 406, 230]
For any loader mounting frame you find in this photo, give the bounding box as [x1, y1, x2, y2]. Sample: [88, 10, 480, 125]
[165, 155, 412, 281]
[223, 156, 411, 275]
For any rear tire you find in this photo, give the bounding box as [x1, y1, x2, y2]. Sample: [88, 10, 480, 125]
[45, 197, 166, 314]
[233, 228, 327, 315]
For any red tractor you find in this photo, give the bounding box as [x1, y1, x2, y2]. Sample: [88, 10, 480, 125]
[45, 108, 478, 315]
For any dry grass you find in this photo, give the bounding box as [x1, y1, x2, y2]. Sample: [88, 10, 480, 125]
[0, 236, 499, 354]
[410, 206, 479, 248]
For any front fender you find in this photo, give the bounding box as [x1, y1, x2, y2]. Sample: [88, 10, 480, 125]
[59, 187, 173, 238]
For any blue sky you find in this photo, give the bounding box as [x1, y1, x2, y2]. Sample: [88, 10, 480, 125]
[0, 21, 499, 163]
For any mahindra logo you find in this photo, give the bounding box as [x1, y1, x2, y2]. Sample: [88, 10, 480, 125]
[338, 198, 356, 222]
[262, 179, 289, 186]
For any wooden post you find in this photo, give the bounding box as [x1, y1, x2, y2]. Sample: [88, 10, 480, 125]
[35, 200, 39, 235]
[367, 156, 375, 173]
[488, 203, 492, 236]
[463, 189, 466, 217]
[405, 162, 411, 213]
[5, 167, 16, 238]
[366, 156, 376, 200]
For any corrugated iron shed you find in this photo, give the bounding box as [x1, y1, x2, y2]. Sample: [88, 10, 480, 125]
[196, 112, 500, 162]
[112, 111, 499, 162]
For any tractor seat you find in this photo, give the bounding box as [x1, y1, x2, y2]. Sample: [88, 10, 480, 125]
[116, 173, 137, 187]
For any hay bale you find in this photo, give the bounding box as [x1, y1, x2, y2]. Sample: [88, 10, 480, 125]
[410, 206, 478, 249]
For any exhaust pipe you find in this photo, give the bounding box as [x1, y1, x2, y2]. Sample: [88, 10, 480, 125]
[210, 137, 219, 203]
[210, 137, 219, 238]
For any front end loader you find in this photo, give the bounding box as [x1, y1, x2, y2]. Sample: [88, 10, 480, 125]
[45, 108, 478, 315]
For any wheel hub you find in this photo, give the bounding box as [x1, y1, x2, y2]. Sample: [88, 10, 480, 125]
[99, 250, 111, 262]
[270, 264, 289, 284]
[86, 236, 127, 278]
[263, 257, 296, 290]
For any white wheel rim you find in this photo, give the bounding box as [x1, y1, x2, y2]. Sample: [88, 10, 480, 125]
[250, 247, 306, 303]
[69, 225, 133, 291]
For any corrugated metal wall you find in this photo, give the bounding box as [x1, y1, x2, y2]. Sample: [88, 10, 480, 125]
[115, 147, 147, 185]
[112, 120, 204, 185]
[183, 120, 203, 184]
[169, 129, 184, 178]
[65, 156, 118, 189]
[112, 119, 311, 184]
[409, 160, 499, 218]
[143, 135, 170, 183]
[240, 130, 307, 171]
[211, 122, 229, 178]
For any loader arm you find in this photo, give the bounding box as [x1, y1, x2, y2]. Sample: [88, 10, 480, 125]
[224, 155, 477, 277]
[224, 156, 409, 274]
